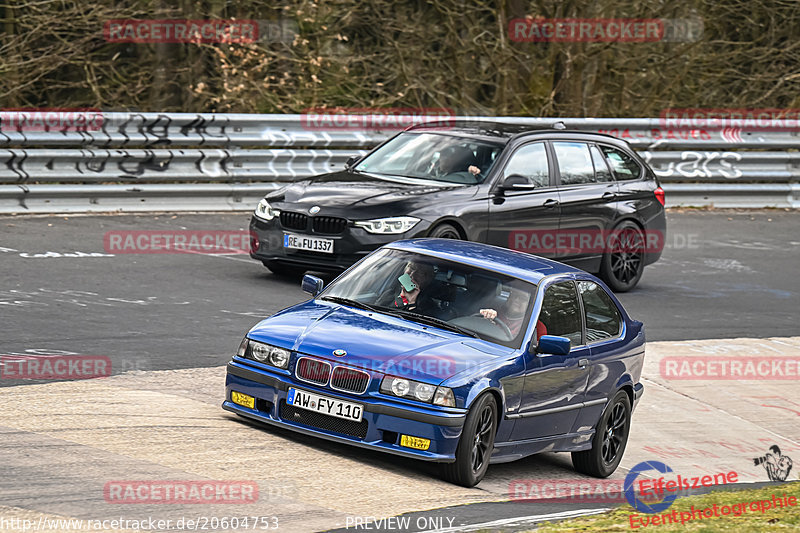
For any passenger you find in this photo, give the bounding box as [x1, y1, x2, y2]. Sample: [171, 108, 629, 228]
[480, 287, 547, 339]
[378, 261, 436, 313]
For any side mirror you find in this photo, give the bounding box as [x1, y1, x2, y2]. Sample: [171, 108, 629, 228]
[500, 174, 537, 191]
[344, 156, 360, 170]
[301, 274, 324, 296]
[535, 335, 571, 356]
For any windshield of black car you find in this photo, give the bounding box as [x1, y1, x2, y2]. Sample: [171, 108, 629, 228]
[319, 249, 537, 349]
[354, 133, 503, 184]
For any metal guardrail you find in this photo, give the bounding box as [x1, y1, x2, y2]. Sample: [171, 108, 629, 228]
[0, 112, 797, 212]
[1, 183, 796, 214]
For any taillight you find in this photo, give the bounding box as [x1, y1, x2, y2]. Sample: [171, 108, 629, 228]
[654, 186, 665, 206]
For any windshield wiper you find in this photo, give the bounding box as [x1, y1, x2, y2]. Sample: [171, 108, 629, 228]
[393, 310, 481, 339]
[320, 296, 385, 313]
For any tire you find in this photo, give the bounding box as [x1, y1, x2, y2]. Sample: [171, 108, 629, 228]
[599, 221, 645, 292]
[572, 390, 631, 478]
[441, 393, 497, 487]
[428, 223, 462, 240]
[263, 261, 303, 278]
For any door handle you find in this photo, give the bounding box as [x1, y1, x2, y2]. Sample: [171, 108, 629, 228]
[578, 358, 590, 368]
[602, 192, 617, 200]
[543, 199, 559, 208]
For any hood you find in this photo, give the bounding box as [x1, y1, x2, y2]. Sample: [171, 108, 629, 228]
[268, 170, 476, 218]
[246, 301, 510, 383]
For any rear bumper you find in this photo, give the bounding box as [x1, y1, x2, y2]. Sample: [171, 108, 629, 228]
[223, 361, 465, 462]
[633, 382, 644, 411]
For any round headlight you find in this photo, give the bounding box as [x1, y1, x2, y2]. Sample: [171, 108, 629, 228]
[390, 378, 410, 397]
[251, 343, 270, 362]
[414, 383, 435, 402]
[269, 347, 289, 368]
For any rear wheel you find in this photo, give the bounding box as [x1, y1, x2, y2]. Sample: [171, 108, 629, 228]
[441, 393, 497, 487]
[572, 390, 631, 478]
[263, 261, 303, 278]
[428, 223, 461, 240]
[599, 221, 645, 292]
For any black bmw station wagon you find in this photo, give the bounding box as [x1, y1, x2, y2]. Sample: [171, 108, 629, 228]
[249, 122, 666, 292]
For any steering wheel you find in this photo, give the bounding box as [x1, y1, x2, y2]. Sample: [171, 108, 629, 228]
[471, 313, 513, 339]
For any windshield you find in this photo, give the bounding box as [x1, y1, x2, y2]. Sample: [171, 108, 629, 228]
[320, 249, 537, 349]
[355, 133, 503, 184]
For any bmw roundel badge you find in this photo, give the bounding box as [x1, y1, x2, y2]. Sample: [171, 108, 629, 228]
[333, 349, 347, 357]
[309, 205, 321, 214]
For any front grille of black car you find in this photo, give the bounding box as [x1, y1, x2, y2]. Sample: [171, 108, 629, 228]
[296, 357, 331, 385]
[280, 211, 308, 231]
[330, 366, 370, 394]
[279, 400, 368, 439]
[312, 216, 348, 235]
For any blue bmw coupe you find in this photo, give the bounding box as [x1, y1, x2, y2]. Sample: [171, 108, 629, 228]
[223, 239, 645, 486]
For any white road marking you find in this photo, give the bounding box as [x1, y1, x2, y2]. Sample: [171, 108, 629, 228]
[415, 508, 611, 533]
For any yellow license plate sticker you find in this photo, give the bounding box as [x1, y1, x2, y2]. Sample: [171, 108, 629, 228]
[231, 391, 255, 409]
[400, 435, 431, 451]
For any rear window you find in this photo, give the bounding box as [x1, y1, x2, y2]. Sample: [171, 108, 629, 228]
[600, 146, 643, 181]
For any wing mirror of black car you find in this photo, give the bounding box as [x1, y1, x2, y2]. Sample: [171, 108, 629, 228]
[500, 174, 537, 191]
[534, 335, 571, 356]
[301, 274, 324, 296]
[344, 156, 360, 170]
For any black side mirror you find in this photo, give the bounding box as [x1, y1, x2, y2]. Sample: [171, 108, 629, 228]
[301, 274, 324, 296]
[344, 156, 360, 170]
[500, 174, 537, 191]
[535, 335, 571, 356]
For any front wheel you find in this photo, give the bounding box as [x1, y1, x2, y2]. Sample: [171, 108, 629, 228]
[572, 390, 631, 478]
[599, 221, 645, 292]
[441, 393, 497, 487]
[428, 223, 461, 240]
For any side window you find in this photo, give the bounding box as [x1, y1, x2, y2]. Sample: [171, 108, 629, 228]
[539, 281, 582, 346]
[590, 145, 613, 182]
[502, 142, 550, 188]
[553, 141, 595, 185]
[578, 281, 622, 343]
[601, 146, 642, 181]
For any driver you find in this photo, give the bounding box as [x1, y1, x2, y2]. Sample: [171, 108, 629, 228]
[434, 146, 482, 178]
[480, 286, 546, 339]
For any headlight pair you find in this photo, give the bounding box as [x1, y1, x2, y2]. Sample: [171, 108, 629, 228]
[354, 216, 419, 234]
[254, 198, 280, 221]
[237, 337, 290, 369]
[380, 376, 456, 407]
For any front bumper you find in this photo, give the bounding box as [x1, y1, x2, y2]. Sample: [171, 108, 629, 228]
[248, 215, 432, 271]
[223, 361, 466, 462]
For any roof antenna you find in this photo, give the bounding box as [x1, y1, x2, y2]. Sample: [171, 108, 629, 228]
[552, 121, 566, 130]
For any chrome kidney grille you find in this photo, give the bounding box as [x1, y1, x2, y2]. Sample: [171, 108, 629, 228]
[296, 357, 331, 385]
[330, 366, 370, 394]
[294, 357, 370, 394]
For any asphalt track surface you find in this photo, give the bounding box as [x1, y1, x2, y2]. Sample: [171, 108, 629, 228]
[1, 209, 797, 380]
[1, 209, 799, 532]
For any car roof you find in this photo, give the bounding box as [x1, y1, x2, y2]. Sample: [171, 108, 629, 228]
[404, 120, 624, 145]
[385, 239, 579, 284]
